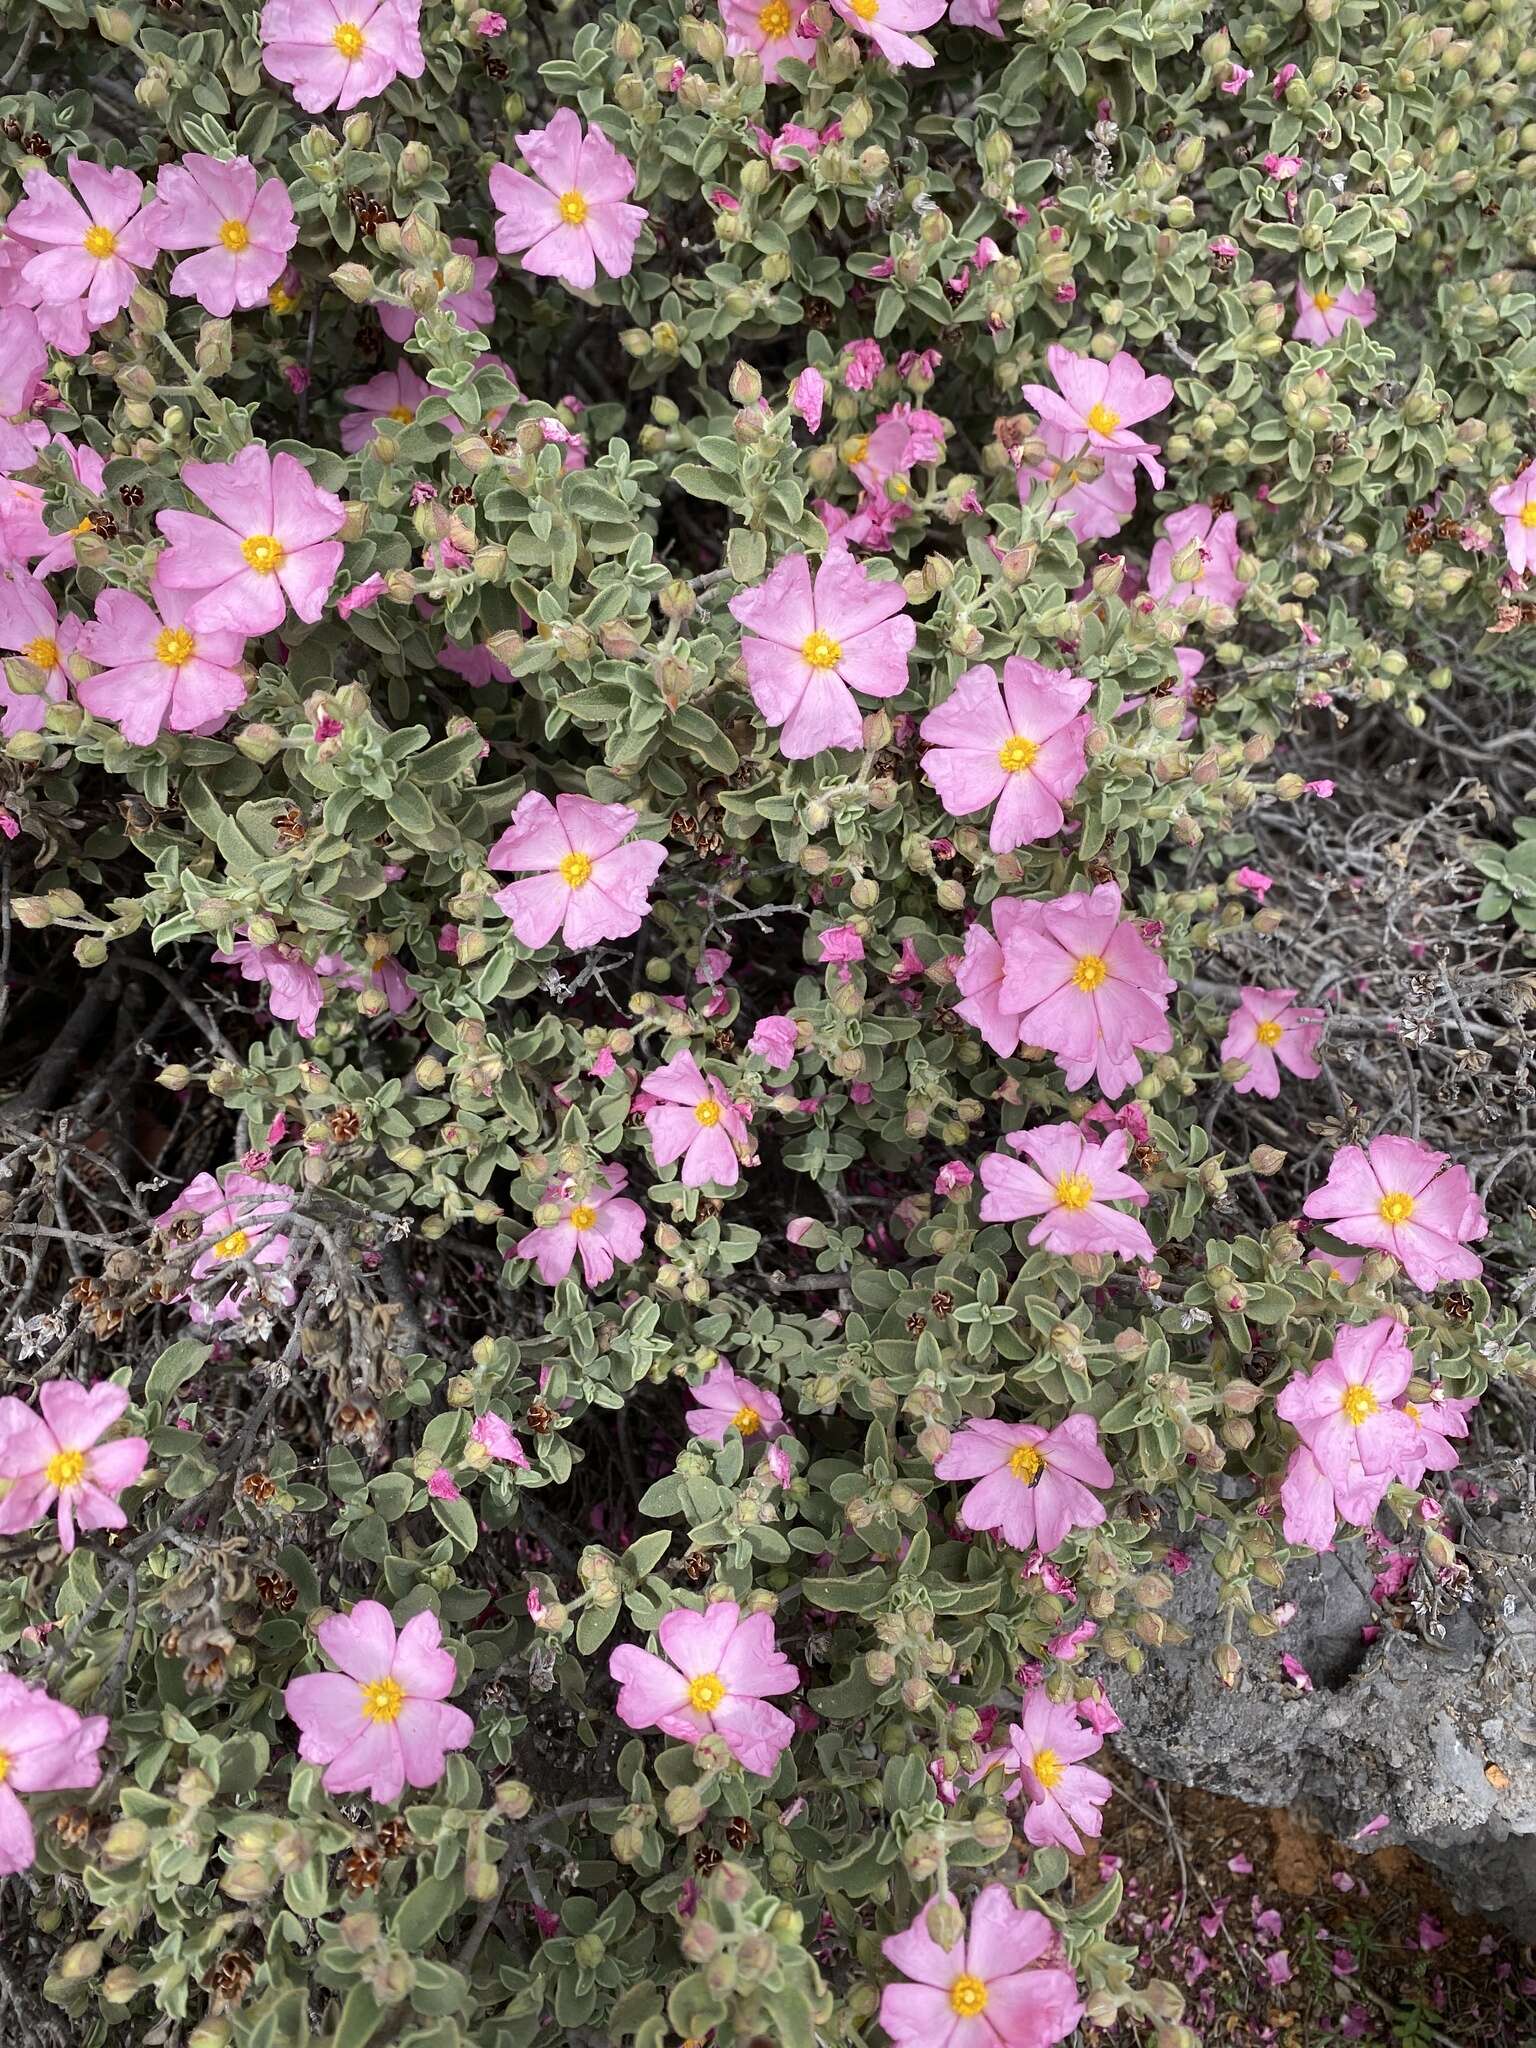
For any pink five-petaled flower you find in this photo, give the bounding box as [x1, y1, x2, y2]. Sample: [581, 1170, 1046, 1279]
[0, 1381, 148, 1554]
[1301, 1135, 1486, 1291]
[976, 1694, 1114, 1855]
[1016, 421, 1141, 543]
[0, 573, 78, 737]
[145, 154, 298, 317]
[258, 0, 425, 115]
[685, 1364, 787, 1445]
[1489, 461, 1536, 577]
[213, 934, 336, 1038]
[1021, 344, 1174, 486]
[1148, 503, 1247, 611]
[1292, 280, 1377, 344]
[934, 1414, 1113, 1556]
[488, 790, 667, 951]
[283, 1599, 473, 1802]
[0, 1675, 108, 1877]
[721, 0, 818, 80]
[643, 1050, 749, 1189]
[919, 657, 1093, 853]
[489, 110, 646, 291]
[155, 444, 347, 636]
[980, 1124, 1155, 1263]
[1276, 1317, 1418, 1488]
[879, 1886, 1083, 2048]
[1222, 986, 1324, 1098]
[515, 1163, 646, 1288]
[8, 158, 158, 339]
[997, 883, 1177, 1099]
[953, 898, 1037, 1058]
[829, 0, 948, 70]
[339, 363, 434, 452]
[76, 580, 248, 745]
[728, 545, 915, 759]
[609, 1600, 797, 1777]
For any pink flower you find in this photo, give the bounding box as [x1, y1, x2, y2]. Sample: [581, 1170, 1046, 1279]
[609, 1600, 797, 1776]
[340, 362, 433, 452]
[1276, 1318, 1418, 1486]
[1396, 1385, 1476, 1490]
[164, 1170, 296, 1325]
[0, 305, 47, 451]
[977, 1694, 1113, 1854]
[1489, 461, 1536, 578]
[490, 109, 646, 291]
[1148, 503, 1246, 610]
[919, 658, 1093, 853]
[1264, 151, 1304, 179]
[754, 121, 828, 171]
[488, 790, 667, 950]
[426, 1467, 460, 1501]
[76, 580, 247, 744]
[283, 1599, 473, 1802]
[155, 444, 347, 636]
[842, 338, 886, 391]
[441, 638, 513, 687]
[0, 1378, 147, 1555]
[258, 0, 425, 115]
[950, 0, 1003, 34]
[749, 1014, 800, 1068]
[721, 0, 817, 80]
[879, 1886, 1083, 2048]
[829, 0, 947, 69]
[980, 1125, 1154, 1262]
[1302, 1135, 1486, 1290]
[1232, 865, 1273, 900]
[1021, 345, 1173, 487]
[1292, 280, 1377, 344]
[1279, 1442, 1381, 1551]
[729, 545, 914, 758]
[790, 364, 826, 434]
[685, 1365, 786, 1444]
[1016, 423, 1141, 543]
[952, 898, 1037, 1058]
[934, 1414, 1113, 1556]
[818, 924, 865, 968]
[145, 153, 297, 316]
[516, 1163, 646, 1288]
[997, 884, 1177, 1099]
[1273, 61, 1300, 95]
[0, 1675, 108, 1876]
[214, 935, 334, 1037]
[7, 158, 158, 338]
[471, 1411, 530, 1468]
[935, 1160, 974, 1197]
[1222, 61, 1253, 92]
[1304, 777, 1335, 799]
[1308, 1249, 1366, 1285]
[643, 1050, 750, 1189]
[1221, 987, 1324, 1098]
[0, 573, 77, 735]
[378, 235, 496, 342]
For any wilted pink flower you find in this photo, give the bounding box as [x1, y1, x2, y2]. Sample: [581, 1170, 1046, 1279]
[829, 0, 947, 69]
[976, 1694, 1113, 1854]
[1232, 865, 1273, 900]
[1277, 1318, 1418, 1489]
[730, 545, 914, 758]
[1302, 1135, 1486, 1290]
[980, 1125, 1154, 1262]
[0, 573, 77, 735]
[935, 1414, 1113, 1556]
[842, 338, 886, 391]
[488, 791, 666, 950]
[790, 363, 826, 434]
[818, 924, 865, 968]
[935, 1160, 974, 1197]
[490, 110, 646, 291]
[1222, 987, 1324, 1098]
[1264, 151, 1304, 179]
[0, 1675, 108, 1876]
[643, 1050, 749, 1189]
[145, 153, 297, 316]
[426, 1467, 460, 1502]
[753, 121, 828, 171]
[259, 0, 425, 114]
[1489, 460, 1536, 578]
[155, 444, 347, 635]
[7, 158, 157, 338]
[721, 0, 817, 80]
[1304, 777, 1336, 798]
[997, 884, 1176, 1099]
[471, 1412, 529, 1468]
[379, 236, 496, 341]
[1273, 61, 1300, 95]
[516, 1163, 645, 1288]
[1293, 280, 1377, 344]
[340, 362, 433, 452]
[685, 1364, 786, 1444]
[953, 897, 1037, 1058]
[1222, 60, 1253, 92]
[0, 1381, 148, 1554]
[214, 934, 334, 1037]
[748, 1014, 800, 1068]
[609, 1600, 796, 1776]
[1148, 503, 1246, 610]
[284, 1599, 473, 1801]
[77, 580, 247, 744]
[920, 658, 1093, 853]
[337, 573, 387, 620]
[879, 1887, 1083, 2048]
[1021, 345, 1173, 486]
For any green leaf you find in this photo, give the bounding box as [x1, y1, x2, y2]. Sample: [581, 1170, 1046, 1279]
[391, 1873, 460, 1950]
[146, 1340, 210, 1403]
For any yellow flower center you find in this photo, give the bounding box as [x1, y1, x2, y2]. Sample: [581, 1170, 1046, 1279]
[844, 434, 869, 464]
[1312, 289, 1336, 312]
[733, 1404, 762, 1437]
[694, 1098, 723, 1127]
[241, 533, 286, 575]
[0, 1750, 9, 1785]
[21, 637, 58, 669]
[1009, 1442, 1044, 1485]
[1404, 1401, 1420, 1422]
[1032, 1747, 1065, 1790]
[949, 1975, 988, 2017]
[1341, 1384, 1379, 1426]
[760, 0, 793, 29]
[332, 21, 366, 58]
[568, 1203, 597, 1231]
[212, 1228, 249, 1261]
[998, 734, 1039, 774]
[1254, 1018, 1283, 1048]
[559, 850, 594, 889]
[359, 1676, 404, 1724]
[1377, 1191, 1415, 1226]
[687, 1671, 725, 1712]
[1071, 952, 1108, 993]
[800, 630, 843, 670]
[558, 191, 589, 226]
[1053, 1171, 1094, 1212]
[269, 284, 298, 314]
[387, 405, 415, 424]
[219, 218, 251, 252]
[1086, 401, 1120, 435]
[45, 1448, 86, 1491]
[83, 224, 117, 259]
[1521, 503, 1536, 529]
[155, 626, 196, 667]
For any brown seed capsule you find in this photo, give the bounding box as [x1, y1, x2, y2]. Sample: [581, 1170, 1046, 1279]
[905, 1312, 928, 1337]
[341, 1846, 382, 1894]
[375, 1817, 412, 1858]
[241, 1471, 277, 1506]
[724, 1816, 754, 1850]
[256, 1569, 298, 1612]
[328, 1106, 363, 1144]
[692, 1842, 723, 1873]
[928, 1290, 955, 1318]
[527, 1399, 556, 1435]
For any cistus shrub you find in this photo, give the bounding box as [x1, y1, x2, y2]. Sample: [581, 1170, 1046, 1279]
[0, 0, 1531, 2043]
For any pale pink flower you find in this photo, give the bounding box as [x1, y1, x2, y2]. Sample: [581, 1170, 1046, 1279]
[0, 573, 76, 735]
[339, 362, 434, 452]
[1489, 461, 1536, 578]
[1016, 422, 1140, 542]
[259, 0, 425, 114]
[516, 1163, 645, 1288]
[829, 0, 947, 69]
[490, 110, 646, 291]
[934, 1414, 1113, 1556]
[7, 158, 158, 337]
[77, 580, 247, 744]
[721, 0, 817, 80]
[748, 1014, 800, 1068]
[980, 1124, 1154, 1262]
[1396, 1385, 1476, 1490]
[1302, 1135, 1486, 1290]
[935, 1159, 974, 1197]
[879, 1886, 1083, 2048]
[818, 924, 865, 968]
[0, 305, 47, 459]
[729, 545, 914, 758]
[953, 898, 1037, 1058]
[790, 364, 826, 433]
[842, 338, 886, 391]
[976, 1694, 1113, 1854]
[920, 658, 1092, 853]
[754, 121, 827, 171]
[1148, 503, 1246, 610]
[284, 1599, 473, 1801]
[214, 934, 335, 1037]
[609, 1600, 796, 1776]
[1222, 987, 1324, 1098]
[145, 154, 297, 316]
[1222, 60, 1253, 91]
[950, 0, 1003, 33]
[471, 1412, 529, 1468]
[1307, 1250, 1366, 1286]
[155, 444, 347, 635]
[173, 1170, 296, 1328]
[488, 790, 667, 950]
[0, 1675, 108, 1877]
[1292, 280, 1377, 344]
[644, 1050, 750, 1189]
[0, 1381, 148, 1553]
[685, 1364, 786, 1444]
[851, 404, 945, 498]
[379, 236, 496, 342]
[1276, 1318, 1418, 1484]
[1021, 344, 1173, 486]
[426, 1467, 460, 1501]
